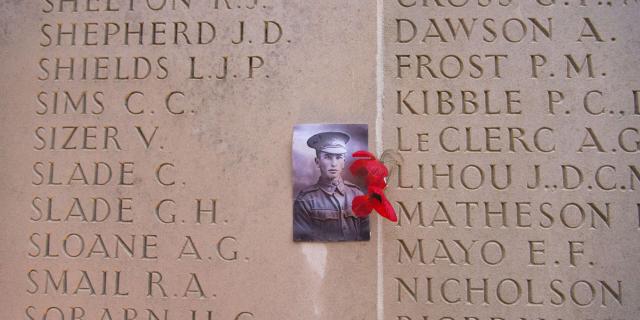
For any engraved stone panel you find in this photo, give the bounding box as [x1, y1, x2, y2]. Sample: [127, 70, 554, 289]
[1, 0, 639, 319]
[383, 1, 640, 319]
[0, 1, 376, 319]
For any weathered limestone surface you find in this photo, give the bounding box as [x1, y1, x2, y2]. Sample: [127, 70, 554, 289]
[0, 1, 376, 319]
[1, 0, 639, 319]
[383, 1, 640, 319]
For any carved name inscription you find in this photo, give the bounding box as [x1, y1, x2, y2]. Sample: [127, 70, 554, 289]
[26, 0, 291, 318]
[384, 1, 639, 319]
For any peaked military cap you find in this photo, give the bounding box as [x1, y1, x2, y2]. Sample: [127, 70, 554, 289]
[307, 131, 350, 154]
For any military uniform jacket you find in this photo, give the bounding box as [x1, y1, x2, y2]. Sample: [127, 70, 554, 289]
[293, 178, 370, 241]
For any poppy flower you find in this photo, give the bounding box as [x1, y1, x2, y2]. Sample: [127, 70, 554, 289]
[349, 151, 397, 222]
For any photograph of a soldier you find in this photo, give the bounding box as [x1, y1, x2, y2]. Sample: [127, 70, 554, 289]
[292, 124, 370, 242]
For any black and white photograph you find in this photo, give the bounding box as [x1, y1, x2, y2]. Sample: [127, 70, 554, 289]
[292, 124, 370, 242]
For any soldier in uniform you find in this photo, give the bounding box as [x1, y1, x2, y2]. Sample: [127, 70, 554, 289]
[293, 131, 370, 241]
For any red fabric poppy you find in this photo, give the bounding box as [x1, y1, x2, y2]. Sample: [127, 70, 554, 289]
[349, 151, 397, 222]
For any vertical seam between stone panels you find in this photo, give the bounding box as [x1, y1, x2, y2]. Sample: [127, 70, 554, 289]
[375, 0, 384, 318]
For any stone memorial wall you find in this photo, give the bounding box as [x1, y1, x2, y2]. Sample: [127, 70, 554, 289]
[383, 1, 640, 319]
[0, 1, 638, 319]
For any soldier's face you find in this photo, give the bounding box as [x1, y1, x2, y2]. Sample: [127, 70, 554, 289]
[315, 151, 345, 179]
